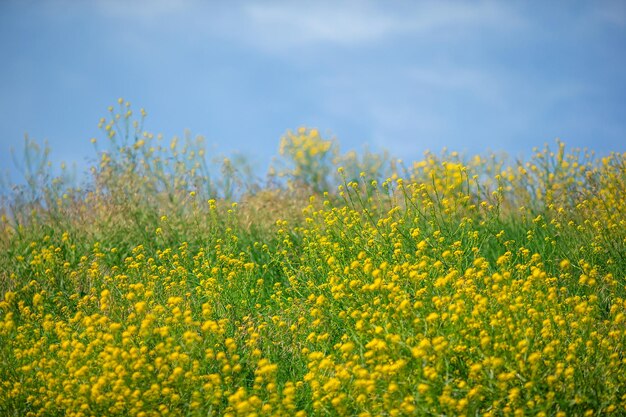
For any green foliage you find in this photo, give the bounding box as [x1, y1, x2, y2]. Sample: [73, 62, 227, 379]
[1, 103, 625, 416]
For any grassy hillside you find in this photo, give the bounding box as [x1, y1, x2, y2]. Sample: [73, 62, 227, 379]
[1, 103, 625, 416]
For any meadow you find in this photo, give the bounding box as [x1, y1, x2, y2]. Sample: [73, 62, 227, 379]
[1, 102, 625, 416]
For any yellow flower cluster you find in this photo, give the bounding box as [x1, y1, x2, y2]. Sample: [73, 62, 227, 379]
[1, 130, 625, 416]
[277, 128, 336, 192]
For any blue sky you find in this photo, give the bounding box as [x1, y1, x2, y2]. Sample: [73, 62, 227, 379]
[1, 0, 625, 182]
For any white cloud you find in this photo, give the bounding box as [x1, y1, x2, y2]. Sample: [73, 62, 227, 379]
[240, 0, 525, 49]
[242, 1, 396, 46]
[56, 1, 527, 56]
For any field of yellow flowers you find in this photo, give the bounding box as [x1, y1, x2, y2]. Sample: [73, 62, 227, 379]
[1, 103, 625, 416]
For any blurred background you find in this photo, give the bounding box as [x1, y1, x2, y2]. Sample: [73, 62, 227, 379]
[1, 0, 625, 181]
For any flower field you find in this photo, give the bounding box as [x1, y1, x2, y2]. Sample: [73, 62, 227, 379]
[1, 104, 625, 416]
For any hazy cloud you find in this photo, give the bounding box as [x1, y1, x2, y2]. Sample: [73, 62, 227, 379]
[240, 1, 525, 49]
